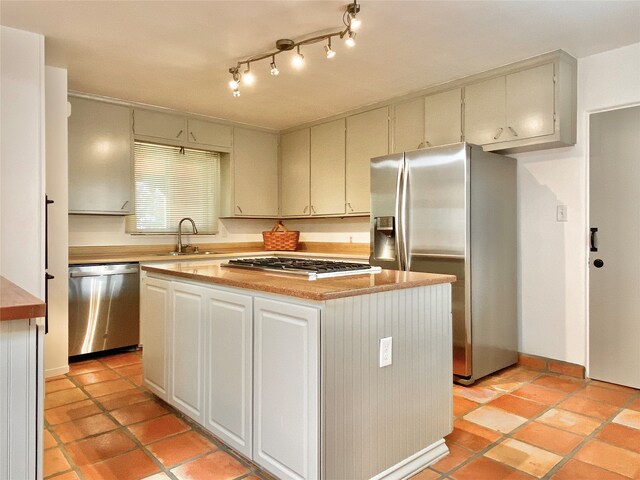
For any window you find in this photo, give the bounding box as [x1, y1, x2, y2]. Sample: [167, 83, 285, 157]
[127, 142, 219, 234]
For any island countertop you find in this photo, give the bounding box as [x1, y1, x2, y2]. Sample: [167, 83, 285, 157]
[0, 276, 46, 321]
[141, 261, 456, 301]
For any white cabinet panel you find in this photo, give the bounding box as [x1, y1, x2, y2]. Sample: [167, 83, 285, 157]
[188, 118, 232, 148]
[171, 282, 205, 422]
[68, 97, 132, 214]
[506, 63, 555, 139]
[140, 276, 170, 400]
[310, 119, 345, 215]
[233, 128, 279, 216]
[253, 298, 319, 480]
[280, 129, 311, 217]
[393, 97, 425, 153]
[133, 109, 187, 141]
[346, 107, 388, 214]
[425, 88, 462, 147]
[204, 289, 253, 457]
[464, 76, 506, 146]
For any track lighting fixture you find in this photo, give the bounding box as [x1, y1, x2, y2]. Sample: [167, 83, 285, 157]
[292, 46, 305, 68]
[227, 1, 361, 96]
[270, 56, 279, 76]
[345, 30, 356, 47]
[325, 38, 336, 59]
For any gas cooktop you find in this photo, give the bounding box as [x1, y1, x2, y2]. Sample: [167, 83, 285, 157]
[220, 257, 382, 280]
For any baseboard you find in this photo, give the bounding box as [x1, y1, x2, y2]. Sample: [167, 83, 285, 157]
[45, 365, 70, 379]
[370, 439, 449, 480]
[518, 352, 585, 379]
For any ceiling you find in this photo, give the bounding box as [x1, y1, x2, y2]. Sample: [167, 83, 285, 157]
[2, 1, 639, 130]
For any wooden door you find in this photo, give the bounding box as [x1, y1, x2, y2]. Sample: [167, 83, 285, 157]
[589, 106, 640, 388]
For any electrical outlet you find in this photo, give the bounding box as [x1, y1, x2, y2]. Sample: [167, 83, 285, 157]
[379, 337, 392, 368]
[557, 205, 568, 222]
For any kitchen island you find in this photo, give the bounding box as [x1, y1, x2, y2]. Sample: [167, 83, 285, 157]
[140, 261, 455, 480]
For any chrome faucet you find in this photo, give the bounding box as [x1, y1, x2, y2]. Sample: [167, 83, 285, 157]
[177, 217, 198, 253]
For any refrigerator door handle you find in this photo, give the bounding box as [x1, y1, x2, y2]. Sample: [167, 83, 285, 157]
[398, 159, 410, 271]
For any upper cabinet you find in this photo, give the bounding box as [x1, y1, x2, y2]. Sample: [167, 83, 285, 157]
[280, 129, 311, 217]
[346, 107, 389, 214]
[68, 97, 133, 215]
[233, 128, 279, 216]
[425, 88, 462, 147]
[393, 98, 424, 153]
[310, 119, 346, 216]
[464, 53, 576, 153]
[133, 109, 232, 150]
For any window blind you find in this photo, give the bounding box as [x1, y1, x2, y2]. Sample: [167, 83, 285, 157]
[127, 142, 219, 234]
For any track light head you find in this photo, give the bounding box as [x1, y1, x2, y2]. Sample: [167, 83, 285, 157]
[345, 30, 356, 47]
[270, 56, 279, 76]
[292, 46, 305, 68]
[325, 38, 336, 59]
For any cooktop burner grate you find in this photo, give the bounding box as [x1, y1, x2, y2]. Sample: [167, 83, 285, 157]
[221, 257, 381, 280]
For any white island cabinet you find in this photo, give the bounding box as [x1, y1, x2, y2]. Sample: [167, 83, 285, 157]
[141, 263, 454, 480]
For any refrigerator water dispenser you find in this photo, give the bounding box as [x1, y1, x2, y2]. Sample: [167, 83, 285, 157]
[373, 216, 396, 261]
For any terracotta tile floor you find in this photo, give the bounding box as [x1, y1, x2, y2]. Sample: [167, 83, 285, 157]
[44, 350, 273, 480]
[44, 351, 640, 479]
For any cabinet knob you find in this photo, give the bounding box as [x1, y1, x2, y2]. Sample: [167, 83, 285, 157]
[493, 128, 504, 140]
[508, 126, 519, 137]
[593, 259, 604, 268]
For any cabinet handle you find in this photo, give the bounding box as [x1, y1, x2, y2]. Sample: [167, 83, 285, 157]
[347, 202, 354, 212]
[493, 127, 504, 140]
[417, 141, 425, 149]
[311, 205, 316, 214]
[236, 205, 243, 214]
[120, 200, 129, 210]
[176, 129, 183, 139]
[508, 126, 519, 137]
[303, 205, 309, 214]
[190, 132, 197, 141]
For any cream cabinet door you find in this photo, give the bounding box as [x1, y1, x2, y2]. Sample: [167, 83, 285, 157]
[204, 289, 253, 457]
[346, 107, 389, 214]
[425, 88, 462, 147]
[310, 119, 346, 215]
[506, 63, 555, 140]
[393, 97, 424, 153]
[464, 77, 506, 145]
[233, 128, 279, 216]
[133, 108, 187, 142]
[253, 298, 319, 480]
[140, 275, 170, 401]
[280, 129, 310, 216]
[171, 282, 206, 423]
[187, 118, 232, 148]
[68, 97, 132, 214]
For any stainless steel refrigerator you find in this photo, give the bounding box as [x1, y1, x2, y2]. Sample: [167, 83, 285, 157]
[370, 142, 517, 384]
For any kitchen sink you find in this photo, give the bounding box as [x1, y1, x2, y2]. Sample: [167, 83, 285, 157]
[156, 251, 223, 256]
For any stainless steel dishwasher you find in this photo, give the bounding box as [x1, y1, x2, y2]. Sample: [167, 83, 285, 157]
[68, 263, 140, 356]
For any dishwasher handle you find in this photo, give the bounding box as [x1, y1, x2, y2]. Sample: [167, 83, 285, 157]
[70, 268, 139, 278]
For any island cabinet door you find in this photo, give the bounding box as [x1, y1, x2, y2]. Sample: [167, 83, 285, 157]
[204, 289, 253, 458]
[170, 282, 206, 424]
[253, 298, 320, 480]
[140, 275, 170, 401]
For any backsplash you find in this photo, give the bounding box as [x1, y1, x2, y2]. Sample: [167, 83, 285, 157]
[68, 215, 370, 246]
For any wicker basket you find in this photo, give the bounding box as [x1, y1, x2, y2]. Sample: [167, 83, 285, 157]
[262, 221, 300, 251]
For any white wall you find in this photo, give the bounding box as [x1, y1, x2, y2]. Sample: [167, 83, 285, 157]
[515, 42, 640, 365]
[45, 66, 70, 377]
[0, 27, 45, 298]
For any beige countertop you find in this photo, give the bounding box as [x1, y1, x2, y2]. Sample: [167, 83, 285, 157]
[142, 261, 456, 301]
[69, 242, 370, 265]
[0, 276, 46, 321]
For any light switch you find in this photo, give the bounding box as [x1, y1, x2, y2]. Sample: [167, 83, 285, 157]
[557, 205, 568, 222]
[379, 337, 392, 368]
